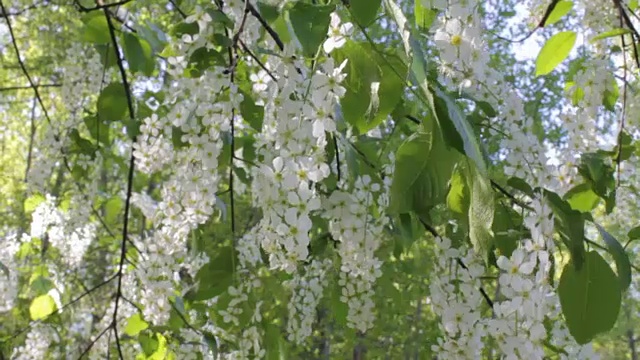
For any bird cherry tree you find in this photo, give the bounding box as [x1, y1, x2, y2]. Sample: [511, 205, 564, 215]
[0, 0, 639, 358]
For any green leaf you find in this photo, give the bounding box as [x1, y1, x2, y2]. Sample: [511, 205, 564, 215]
[390, 119, 459, 214]
[97, 83, 128, 122]
[203, 331, 219, 358]
[535, 31, 577, 76]
[239, 89, 264, 131]
[264, 323, 285, 360]
[590, 28, 633, 42]
[206, 8, 234, 28]
[595, 224, 631, 291]
[30, 276, 54, 296]
[543, 1, 573, 26]
[616, 131, 634, 162]
[212, 33, 232, 48]
[389, 131, 432, 213]
[24, 193, 46, 214]
[124, 313, 149, 336]
[188, 47, 226, 77]
[384, 0, 438, 136]
[333, 42, 407, 133]
[564, 183, 600, 213]
[122, 32, 155, 76]
[69, 129, 95, 156]
[29, 294, 57, 320]
[433, 87, 487, 176]
[148, 333, 168, 360]
[578, 152, 616, 213]
[257, 2, 280, 23]
[350, 0, 381, 26]
[139, 333, 159, 356]
[288, 2, 335, 57]
[173, 21, 199, 38]
[136, 22, 168, 54]
[545, 190, 586, 270]
[446, 165, 467, 214]
[603, 77, 619, 112]
[558, 251, 621, 344]
[104, 196, 123, 224]
[466, 160, 495, 263]
[415, 1, 438, 31]
[493, 203, 523, 258]
[84, 115, 110, 145]
[191, 246, 236, 301]
[628, 226, 640, 240]
[82, 13, 110, 44]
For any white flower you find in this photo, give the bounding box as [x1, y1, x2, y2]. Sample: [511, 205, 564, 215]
[323, 12, 353, 54]
[497, 249, 536, 292]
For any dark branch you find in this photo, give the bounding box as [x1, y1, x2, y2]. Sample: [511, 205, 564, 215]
[0, 0, 54, 128]
[0, 83, 61, 92]
[75, 0, 132, 12]
[417, 218, 495, 309]
[103, 7, 138, 360]
[246, 2, 284, 51]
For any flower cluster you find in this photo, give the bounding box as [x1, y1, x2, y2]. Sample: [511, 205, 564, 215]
[286, 258, 332, 344]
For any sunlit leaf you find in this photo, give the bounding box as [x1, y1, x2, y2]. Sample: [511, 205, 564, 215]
[536, 31, 577, 76]
[124, 313, 149, 337]
[29, 294, 57, 321]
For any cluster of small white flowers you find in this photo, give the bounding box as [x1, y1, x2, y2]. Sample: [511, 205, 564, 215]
[227, 326, 266, 360]
[556, 58, 617, 189]
[10, 324, 57, 360]
[133, 114, 174, 174]
[324, 166, 392, 332]
[433, 1, 485, 76]
[247, 16, 349, 273]
[0, 232, 20, 312]
[486, 197, 565, 359]
[29, 42, 105, 192]
[30, 194, 95, 268]
[430, 0, 557, 191]
[61, 42, 106, 117]
[286, 258, 332, 344]
[429, 237, 486, 359]
[218, 230, 266, 357]
[27, 131, 65, 192]
[174, 328, 215, 360]
[575, 0, 619, 39]
[130, 17, 239, 323]
[429, 196, 601, 358]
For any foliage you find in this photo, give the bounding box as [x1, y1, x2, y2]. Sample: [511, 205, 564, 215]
[0, 0, 639, 359]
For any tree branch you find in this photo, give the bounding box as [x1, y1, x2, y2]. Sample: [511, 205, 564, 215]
[103, 7, 138, 359]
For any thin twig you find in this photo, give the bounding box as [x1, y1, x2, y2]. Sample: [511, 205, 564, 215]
[239, 39, 277, 81]
[167, 0, 187, 18]
[24, 98, 37, 182]
[490, 180, 533, 210]
[417, 218, 495, 309]
[103, 7, 138, 359]
[246, 2, 284, 51]
[75, 0, 132, 12]
[1, 274, 117, 343]
[0, 0, 54, 129]
[77, 325, 112, 359]
[0, 83, 61, 92]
